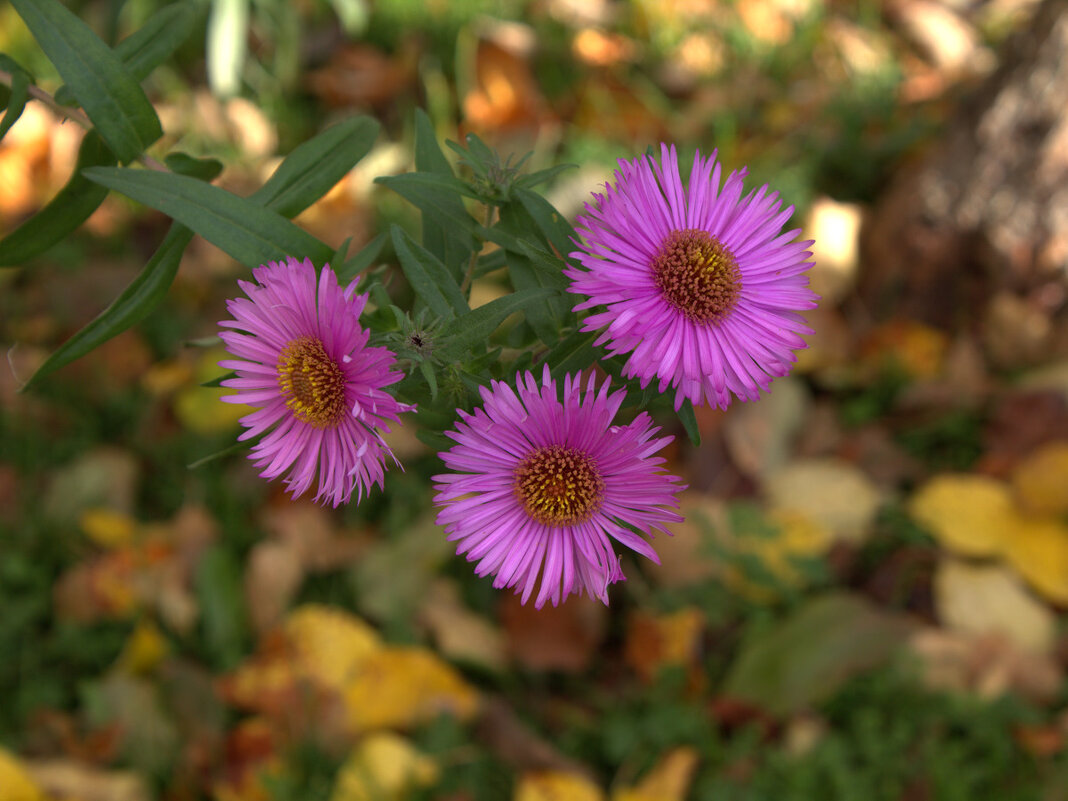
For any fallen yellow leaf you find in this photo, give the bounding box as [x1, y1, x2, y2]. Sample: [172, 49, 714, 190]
[0, 748, 44, 801]
[908, 474, 1016, 557]
[286, 605, 382, 691]
[80, 507, 138, 549]
[174, 349, 248, 435]
[624, 607, 704, 683]
[612, 747, 699, 801]
[331, 733, 438, 801]
[766, 459, 881, 545]
[514, 771, 605, 801]
[1012, 441, 1068, 516]
[116, 619, 169, 675]
[1002, 516, 1068, 605]
[345, 647, 479, 732]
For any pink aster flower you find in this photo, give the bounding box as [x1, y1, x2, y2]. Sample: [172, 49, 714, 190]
[433, 366, 685, 608]
[567, 143, 818, 410]
[218, 256, 412, 507]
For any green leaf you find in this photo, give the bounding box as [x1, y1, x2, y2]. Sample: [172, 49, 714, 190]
[54, 1, 197, 105]
[0, 131, 116, 267]
[678, 399, 701, 447]
[11, 0, 162, 163]
[336, 231, 386, 282]
[249, 115, 379, 218]
[376, 173, 480, 240]
[722, 593, 914, 717]
[437, 289, 554, 361]
[390, 225, 469, 319]
[0, 54, 31, 143]
[419, 359, 438, 401]
[164, 152, 224, 181]
[84, 166, 333, 268]
[516, 162, 577, 191]
[195, 546, 249, 669]
[377, 169, 483, 201]
[23, 224, 193, 389]
[540, 329, 599, 380]
[413, 109, 475, 281]
[515, 187, 577, 260]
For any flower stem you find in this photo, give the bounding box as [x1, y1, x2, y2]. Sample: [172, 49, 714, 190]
[0, 68, 169, 172]
[461, 203, 496, 295]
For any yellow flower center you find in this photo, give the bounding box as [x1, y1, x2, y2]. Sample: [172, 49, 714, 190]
[652, 228, 742, 324]
[277, 336, 347, 428]
[514, 445, 605, 526]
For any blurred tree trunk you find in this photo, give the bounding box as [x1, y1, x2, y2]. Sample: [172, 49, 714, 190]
[858, 0, 1068, 364]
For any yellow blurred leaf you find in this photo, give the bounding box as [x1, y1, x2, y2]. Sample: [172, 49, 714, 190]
[860, 319, 948, 380]
[286, 605, 383, 691]
[908, 474, 1016, 557]
[173, 348, 248, 434]
[1011, 441, 1068, 516]
[116, 619, 170, 675]
[0, 747, 45, 801]
[1002, 516, 1068, 605]
[765, 459, 881, 544]
[331, 733, 438, 801]
[514, 771, 605, 801]
[934, 560, 1055, 653]
[80, 507, 138, 549]
[624, 607, 704, 684]
[612, 747, 699, 801]
[345, 647, 479, 731]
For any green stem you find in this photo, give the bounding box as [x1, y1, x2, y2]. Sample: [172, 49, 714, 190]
[0, 68, 168, 172]
[461, 203, 496, 295]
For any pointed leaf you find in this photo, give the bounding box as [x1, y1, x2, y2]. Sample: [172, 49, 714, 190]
[23, 224, 193, 388]
[437, 289, 554, 361]
[250, 115, 379, 218]
[678, 400, 701, 447]
[164, 152, 224, 181]
[390, 225, 469, 319]
[84, 167, 333, 267]
[337, 231, 386, 282]
[11, 0, 162, 163]
[0, 54, 30, 143]
[0, 131, 116, 266]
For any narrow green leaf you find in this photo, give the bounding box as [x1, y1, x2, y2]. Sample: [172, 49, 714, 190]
[376, 172, 480, 239]
[11, 0, 162, 163]
[23, 224, 193, 389]
[390, 225, 469, 319]
[437, 288, 554, 361]
[540, 329, 599, 380]
[377, 170, 482, 201]
[515, 187, 577, 260]
[84, 167, 333, 268]
[249, 115, 379, 218]
[0, 131, 116, 266]
[516, 162, 577, 191]
[336, 231, 386, 283]
[419, 359, 438, 401]
[678, 399, 701, 447]
[413, 108, 474, 280]
[55, 1, 196, 105]
[415, 428, 452, 454]
[164, 152, 224, 181]
[0, 54, 30, 142]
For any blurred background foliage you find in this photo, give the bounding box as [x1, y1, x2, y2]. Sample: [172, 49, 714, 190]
[3, 0, 1068, 799]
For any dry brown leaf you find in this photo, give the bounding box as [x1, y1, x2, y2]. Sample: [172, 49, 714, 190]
[647, 492, 723, 589]
[330, 733, 438, 801]
[500, 593, 607, 673]
[419, 580, 508, 671]
[765, 459, 881, 545]
[22, 760, 149, 801]
[245, 541, 305, 635]
[908, 628, 1062, 702]
[514, 771, 605, 801]
[612, 747, 699, 801]
[262, 501, 368, 573]
[934, 560, 1055, 653]
[463, 35, 547, 134]
[908, 474, 1015, 557]
[723, 376, 810, 480]
[344, 647, 479, 732]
